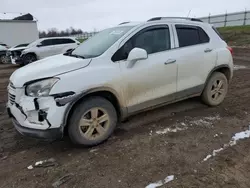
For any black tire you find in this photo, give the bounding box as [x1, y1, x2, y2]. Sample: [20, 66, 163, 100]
[1, 55, 10, 64]
[0, 55, 7, 64]
[68, 97, 117, 146]
[0, 55, 4, 64]
[202, 72, 228, 106]
[24, 54, 37, 65]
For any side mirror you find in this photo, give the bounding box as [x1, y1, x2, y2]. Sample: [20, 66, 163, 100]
[127, 48, 148, 62]
[36, 43, 42, 47]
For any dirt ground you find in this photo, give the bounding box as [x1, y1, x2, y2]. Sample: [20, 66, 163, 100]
[1, 57, 250, 188]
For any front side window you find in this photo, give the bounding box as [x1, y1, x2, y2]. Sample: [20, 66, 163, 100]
[70, 26, 134, 59]
[176, 25, 210, 47]
[112, 26, 171, 62]
[41, 39, 53, 46]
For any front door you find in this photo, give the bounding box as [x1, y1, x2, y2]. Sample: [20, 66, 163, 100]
[113, 25, 177, 113]
[36, 39, 55, 59]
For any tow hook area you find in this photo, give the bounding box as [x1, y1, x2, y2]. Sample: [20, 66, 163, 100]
[38, 110, 52, 128]
[34, 98, 52, 128]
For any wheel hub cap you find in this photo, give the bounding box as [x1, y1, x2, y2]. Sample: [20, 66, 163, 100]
[78, 107, 110, 140]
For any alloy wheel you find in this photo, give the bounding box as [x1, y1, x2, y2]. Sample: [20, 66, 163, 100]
[78, 107, 110, 140]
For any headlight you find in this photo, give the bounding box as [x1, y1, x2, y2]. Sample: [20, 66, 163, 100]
[26, 78, 59, 97]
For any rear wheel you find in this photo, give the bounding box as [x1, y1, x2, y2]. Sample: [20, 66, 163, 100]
[202, 72, 228, 106]
[68, 97, 117, 146]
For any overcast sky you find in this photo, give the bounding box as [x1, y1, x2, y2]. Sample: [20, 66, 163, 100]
[1, 0, 250, 31]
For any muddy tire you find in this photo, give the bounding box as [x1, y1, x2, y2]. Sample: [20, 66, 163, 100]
[68, 97, 117, 146]
[202, 72, 228, 106]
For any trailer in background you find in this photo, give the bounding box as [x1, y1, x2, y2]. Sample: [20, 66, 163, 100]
[0, 13, 39, 47]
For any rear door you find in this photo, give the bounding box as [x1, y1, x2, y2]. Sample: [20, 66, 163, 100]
[171, 24, 217, 98]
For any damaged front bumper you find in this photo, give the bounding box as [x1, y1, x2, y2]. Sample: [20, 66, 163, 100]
[8, 108, 63, 140]
[7, 89, 71, 140]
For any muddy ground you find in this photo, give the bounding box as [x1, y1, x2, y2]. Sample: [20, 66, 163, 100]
[1, 57, 250, 188]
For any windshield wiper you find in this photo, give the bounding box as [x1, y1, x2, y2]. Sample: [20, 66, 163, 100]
[69, 54, 85, 59]
[63, 52, 85, 59]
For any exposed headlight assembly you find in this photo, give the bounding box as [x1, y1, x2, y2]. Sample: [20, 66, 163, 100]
[26, 78, 59, 97]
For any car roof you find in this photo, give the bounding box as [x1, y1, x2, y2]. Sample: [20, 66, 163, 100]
[39, 37, 77, 40]
[119, 18, 210, 28]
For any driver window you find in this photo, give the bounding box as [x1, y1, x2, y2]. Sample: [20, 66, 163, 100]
[112, 26, 170, 62]
[40, 39, 53, 47]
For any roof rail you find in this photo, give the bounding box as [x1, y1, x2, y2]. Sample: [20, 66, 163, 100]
[147, 17, 203, 22]
[119, 21, 130, 25]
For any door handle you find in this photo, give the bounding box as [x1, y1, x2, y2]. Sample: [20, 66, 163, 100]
[165, 59, 176, 65]
[204, 48, 213, 53]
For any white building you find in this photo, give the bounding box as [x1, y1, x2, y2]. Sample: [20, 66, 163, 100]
[0, 13, 39, 47]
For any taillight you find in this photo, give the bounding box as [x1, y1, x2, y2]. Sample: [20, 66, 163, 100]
[227, 46, 233, 55]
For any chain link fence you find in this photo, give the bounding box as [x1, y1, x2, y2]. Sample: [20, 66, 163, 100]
[199, 10, 250, 27]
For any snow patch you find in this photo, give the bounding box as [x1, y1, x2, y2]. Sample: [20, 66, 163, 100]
[156, 115, 220, 135]
[156, 127, 187, 135]
[203, 155, 212, 161]
[203, 129, 250, 162]
[27, 165, 33, 170]
[90, 148, 98, 153]
[35, 161, 43, 166]
[145, 175, 174, 188]
[234, 65, 247, 70]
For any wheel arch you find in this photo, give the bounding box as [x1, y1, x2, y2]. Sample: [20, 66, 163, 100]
[204, 65, 232, 88]
[63, 87, 127, 131]
[23, 52, 38, 59]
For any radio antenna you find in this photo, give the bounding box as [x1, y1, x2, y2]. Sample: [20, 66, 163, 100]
[187, 10, 192, 17]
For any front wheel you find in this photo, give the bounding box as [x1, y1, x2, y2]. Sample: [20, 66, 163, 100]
[23, 54, 37, 65]
[202, 72, 228, 106]
[68, 97, 118, 146]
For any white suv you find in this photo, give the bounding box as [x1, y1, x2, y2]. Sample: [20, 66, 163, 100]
[16, 37, 80, 65]
[7, 17, 233, 146]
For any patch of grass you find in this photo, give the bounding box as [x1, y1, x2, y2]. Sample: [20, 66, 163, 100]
[77, 38, 87, 43]
[218, 25, 250, 46]
[218, 25, 250, 33]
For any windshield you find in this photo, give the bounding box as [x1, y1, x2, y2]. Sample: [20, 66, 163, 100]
[27, 40, 40, 48]
[71, 26, 134, 58]
[15, 43, 29, 48]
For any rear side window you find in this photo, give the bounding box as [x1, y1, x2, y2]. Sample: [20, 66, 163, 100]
[212, 26, 224, 40]
[176, 25, 210, 47]
[112, 26, 171, 61]
[59, 38, 76, 44]
[50, 39, 61, 45]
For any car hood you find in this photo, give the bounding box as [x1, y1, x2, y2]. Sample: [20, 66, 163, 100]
[9, 46, 27, 51]
[10, 54, 92, 87]
[0, 45, 7, 51]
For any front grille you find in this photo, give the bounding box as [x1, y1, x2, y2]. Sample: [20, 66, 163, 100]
[8, 82, 16, 105]
[8, 93, 16, 105]
[9, 82, 16, 90]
